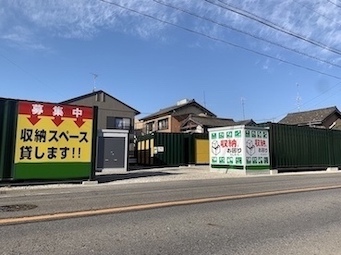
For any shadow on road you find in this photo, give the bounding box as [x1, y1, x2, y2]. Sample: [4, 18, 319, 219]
[95, 171, 180, 184]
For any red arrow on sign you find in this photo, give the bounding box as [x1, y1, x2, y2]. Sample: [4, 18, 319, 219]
[74, 117, 85, 128]
[28, 115, 40, 125]
[52, 116, 64, 127]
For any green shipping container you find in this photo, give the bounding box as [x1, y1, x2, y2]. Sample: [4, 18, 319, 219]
[264, 123, 341, 170]
[137, 133, 208, 166]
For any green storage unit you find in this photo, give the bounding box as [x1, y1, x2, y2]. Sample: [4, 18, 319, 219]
[137, 123, 341, 170]
[329, 129, 341, 167]
[153, 133, 187, 166]
[193, 133, 209, 164]
[265, 122, 341, 170]
[137, 133, 208, 166]
[137, 135, 153, 165]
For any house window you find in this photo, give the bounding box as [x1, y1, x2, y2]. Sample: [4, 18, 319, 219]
[107, 117, 131, 130]
[158, 118, 169, 130]
[146, 122, 154, 133]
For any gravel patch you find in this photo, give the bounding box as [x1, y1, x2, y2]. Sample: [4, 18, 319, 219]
[97, 165, 233, 185]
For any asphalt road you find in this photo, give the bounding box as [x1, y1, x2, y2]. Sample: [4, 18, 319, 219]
[1, 173, 341, 220]
[1, 188, 341, 255]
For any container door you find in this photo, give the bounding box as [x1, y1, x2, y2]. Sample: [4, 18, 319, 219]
[103, 137, 125, 168]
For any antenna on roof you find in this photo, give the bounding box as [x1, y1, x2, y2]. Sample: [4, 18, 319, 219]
[90, 73, 98, 92]
[241, 97, 246, 120]
[203, 91, 207, 108]
[296, 83, 302, 112]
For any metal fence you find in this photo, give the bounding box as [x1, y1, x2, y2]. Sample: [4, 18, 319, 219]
[265, 122, 341, 170]
[137, 123, 341, 170]
[137, 132, 208, 166]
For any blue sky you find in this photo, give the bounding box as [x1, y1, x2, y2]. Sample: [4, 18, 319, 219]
[1, 0, 341, 122]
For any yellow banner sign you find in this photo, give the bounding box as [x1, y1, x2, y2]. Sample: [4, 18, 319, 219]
[15, 101, 93, 163]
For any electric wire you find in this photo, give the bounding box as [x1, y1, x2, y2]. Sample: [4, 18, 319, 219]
[206, 0, 341, 56]
[153, 0, 341, 109]
[98, 0, 341, 80]
[5, 0, 340, 120]
[256, 81, 341, 122]
[294, 0, 340, 26]
[153, 0, 341, 69]
[0, 52, 67, 99]
[326, 0, 341, 8]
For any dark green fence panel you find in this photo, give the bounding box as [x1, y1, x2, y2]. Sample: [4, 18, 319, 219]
[153, 133, 186, 166]
[266, 123, 341, 170]
[138, 124, 341, 170]
[137, 133, 209, 166]
[328, 130, 341, 168]
[0, 99, 18, 180]
[0, 98, 4, 180]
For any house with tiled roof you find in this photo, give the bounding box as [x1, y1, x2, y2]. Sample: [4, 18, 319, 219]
[139, 99, 216, 134]
[61, 90, 140, 131]
[180, 114, 256, 133]
[279, 106, 341, 129]
[61, 90, 141, 166]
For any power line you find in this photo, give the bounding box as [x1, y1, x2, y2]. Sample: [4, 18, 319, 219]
[326, 0, 341, 8]
[258, 80, 341, 122]
[294, 1, 340, 26]
[154, 0, 341, 114]
[98, 0, 341, 80]
[206, 0, 341, 56]
[0, 52, 67, 99]
[97, 0, 341, 122]
[153, 0, 341, 69]
[310, 86, 341, 108]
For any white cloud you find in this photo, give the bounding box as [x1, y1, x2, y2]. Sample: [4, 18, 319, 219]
[1, 0, 341, 69]
[0, 0, 179, 47]
[1, 26, 49, 51]
[262, 58, 270, 70]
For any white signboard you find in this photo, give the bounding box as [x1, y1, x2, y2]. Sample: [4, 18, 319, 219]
[209, 126, 269, 170]
[210, 128, 243, 165]
[244, 129, 269, 166]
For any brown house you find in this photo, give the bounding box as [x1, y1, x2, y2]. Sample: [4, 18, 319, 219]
[139, 99, 216, 134]
[180, 114, 256, 133]
[61, 90, 140, 163]
[60, 90, 140, 131]
[279, 106, 341, 129]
